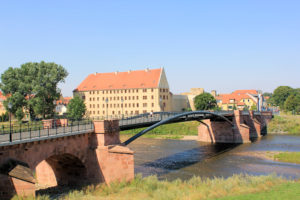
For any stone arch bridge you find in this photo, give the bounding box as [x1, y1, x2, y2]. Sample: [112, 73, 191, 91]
[0, 110, 272, 199]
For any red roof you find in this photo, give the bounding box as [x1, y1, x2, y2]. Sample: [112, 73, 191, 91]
[75, 68, 162, 92]
[232, 90, 258, 95]
[0, 91, 6, 101]
[56, 97, 72, 105]
[217, 93, 252, 104]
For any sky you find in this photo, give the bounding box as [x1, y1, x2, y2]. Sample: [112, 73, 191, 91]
[0, 0, 300, 96]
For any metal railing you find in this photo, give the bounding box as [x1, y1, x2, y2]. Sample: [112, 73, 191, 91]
[0, 119, 94, 145]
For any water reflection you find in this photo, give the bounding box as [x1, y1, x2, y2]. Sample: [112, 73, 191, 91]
[125, 135, 300, 181]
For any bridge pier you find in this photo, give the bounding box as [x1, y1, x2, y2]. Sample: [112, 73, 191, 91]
[198, 111, 272, 143]
[0, 120, 134, 199]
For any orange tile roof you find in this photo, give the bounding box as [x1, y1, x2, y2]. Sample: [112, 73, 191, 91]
[0, 91, 7, 101]
[56, 97, 72, 105]
[217, 93, 252, 104]
[232, 90, 258, 95]
[75, 68, 162, 91]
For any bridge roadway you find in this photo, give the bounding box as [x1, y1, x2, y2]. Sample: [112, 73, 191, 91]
[0, 111, 260, 146]
[118, 111, 235, 130]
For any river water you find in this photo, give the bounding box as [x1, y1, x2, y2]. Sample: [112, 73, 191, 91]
[122, 135, 300, 181]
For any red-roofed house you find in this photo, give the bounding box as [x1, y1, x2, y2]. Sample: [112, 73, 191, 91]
[216, 90, 262, 111]
[73, 68, 171, 117]
[55, 97, 72, 115]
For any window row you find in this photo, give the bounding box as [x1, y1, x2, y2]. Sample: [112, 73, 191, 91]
[89, 110, 153, 115]
[89, 102, 156, 108]
[88, 95, 168, 102]
[88, 88, 165, 95]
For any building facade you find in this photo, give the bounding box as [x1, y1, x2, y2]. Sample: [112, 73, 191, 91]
[55, 97, 72, 115]
[216, 90, 264, 111]
[73, 68, 172, 118]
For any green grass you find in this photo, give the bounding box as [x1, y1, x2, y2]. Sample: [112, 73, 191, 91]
[217, 182, 300, 200]
[268, 115, 300, 135]
[14, 174, 297, 200]
[273, 152, 300, 164]
[120, 121, 200, 139]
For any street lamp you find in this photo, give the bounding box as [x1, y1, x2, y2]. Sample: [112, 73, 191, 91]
[105, 98, 109, 119]
[8, 102, 12, 142]
[121, 97, 124, 119]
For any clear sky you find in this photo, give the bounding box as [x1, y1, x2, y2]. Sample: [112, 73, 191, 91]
[1, 0, 300, 96]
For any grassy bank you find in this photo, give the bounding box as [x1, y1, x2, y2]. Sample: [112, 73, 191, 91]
[274, 152, 300, 164]
[15, 174, 299, 200]
[120, 121, 200, 139]
[268, 115, 300, 135]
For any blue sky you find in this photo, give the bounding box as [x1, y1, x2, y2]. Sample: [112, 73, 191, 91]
[1, 0, 300, 96]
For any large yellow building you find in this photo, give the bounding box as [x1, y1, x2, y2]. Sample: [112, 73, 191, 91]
[73, 68, 172, 118]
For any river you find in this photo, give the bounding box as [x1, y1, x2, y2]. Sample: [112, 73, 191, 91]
[122, 135, 300, 181]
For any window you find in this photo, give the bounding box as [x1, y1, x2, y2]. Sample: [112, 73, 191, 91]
[163, 95, 165, 100]
[102, 104, 105, 108]
[90, 104, 92, 108]
[112, 111, 115, 114]
[128, 90, 130, 93]
[125, 103, 127, 108]
[136, 96, 139, 100]
[89, 91, 92, 95]
[152, 103, 154, 107]
[93, 111, 95, 114]
[125, 90, 127, 93]
[97, 104, 99, 108]
[143, 96, 147, 100]
[129, 96, 131, 100]
[131, 111, 133, 114]
[90, 98, 92, 101]
[136, 89, 138, 92]
[102, 97, 105, 101]
[93, 97, 95, 101]
[151, 88, 154, 92]
[132, 103, 135, 107]
[129, 103, 131, 108]
[110, 97, 112, 101]
[143, 89, 147, 92]
[135, 110, 139, 114]
[143, 103, 147, 107]
[110, 104, 112, 108]
[117, 97, 120, 100]
[137, 103, 139, 107]
[143, 110, 147, 113]
[151, 95, 154, 99]
[98, 111, 99, 114]
[110, 90, 112, 94]
[160, 89, 162, 92]
[97, 97, 99, 101]
[125, 96, 127, 100]
[82, 96, 85, 100]
[114, 97, 116, 100]
[102, 91, 104, 94]
[133, 96, 135, 100]
[90, 111, 92, 114]
[103, 111, 105, 114]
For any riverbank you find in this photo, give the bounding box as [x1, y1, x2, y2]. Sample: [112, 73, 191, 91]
[268, 115, 300, 135]
[234, 151, 300, 164]
[15, 174, 300, 200]
[120, 121, 199, 139]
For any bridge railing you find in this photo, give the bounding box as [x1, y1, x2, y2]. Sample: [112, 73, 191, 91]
[0, 119, 94, 145]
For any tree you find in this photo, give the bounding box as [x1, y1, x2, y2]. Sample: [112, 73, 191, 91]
[250, 104, 257, 111]
[284, 94, 300, 112]
[0, 61, 68, 119]
[194, 93, 217, 110]
[67, 96, 86, 120]
[272, 86, 294, 109]
[15, 108, 24, 121]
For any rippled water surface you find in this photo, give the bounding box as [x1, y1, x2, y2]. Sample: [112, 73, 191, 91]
[123, 135, 300, 181]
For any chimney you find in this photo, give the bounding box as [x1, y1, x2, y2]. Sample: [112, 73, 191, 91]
[145, 68, 149, 72]
[128, 70, 131, 74]
[115, 71, 118, 75]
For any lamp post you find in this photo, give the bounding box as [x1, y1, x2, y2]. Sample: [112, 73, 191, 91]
[8, 102, 12, 142]
[105, 98, 108, 119]
[121, 97, 124, 119]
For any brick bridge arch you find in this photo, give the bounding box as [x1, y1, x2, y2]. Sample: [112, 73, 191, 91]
[0, 121, 134, 200]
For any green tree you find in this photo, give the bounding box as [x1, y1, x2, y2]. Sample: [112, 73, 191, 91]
[67, 96, 86, 120]
[284, 94, 300, 112]
[272, 86, 294, 109]
[15, 108, 24, 121]
[194, 93, 217, 110]
[0, 61, 68, 119]
[250, 104, 257, 111]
